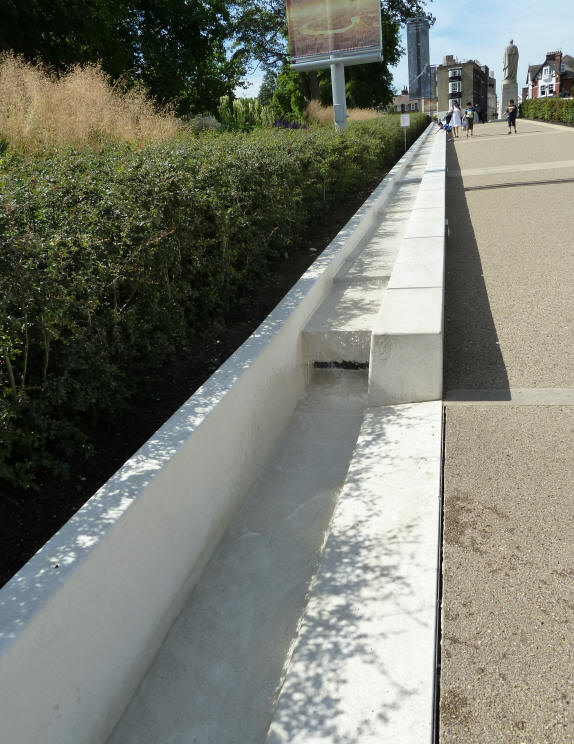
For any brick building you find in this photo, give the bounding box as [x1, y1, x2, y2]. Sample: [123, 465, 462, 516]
[437, 56, 496, 119]
[525, 51, 574, 99]
[392, 86, 438, 115]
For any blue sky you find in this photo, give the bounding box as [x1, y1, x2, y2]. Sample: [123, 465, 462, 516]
[237, 0, 574, 101]
[391, 0, 574, 100]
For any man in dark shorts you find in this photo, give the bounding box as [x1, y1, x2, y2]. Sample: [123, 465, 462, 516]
[505, 99, 518, 134]
[463, 102, 475, 137]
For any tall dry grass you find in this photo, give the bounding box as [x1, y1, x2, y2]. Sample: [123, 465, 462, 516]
[304, 100, 381, 125]
[0, 54, 183, 150]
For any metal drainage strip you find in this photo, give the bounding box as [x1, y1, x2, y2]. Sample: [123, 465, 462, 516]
[313, 361, 369, 370]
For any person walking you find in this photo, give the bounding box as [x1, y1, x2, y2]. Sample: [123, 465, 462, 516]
[451, 101, 463, 138]
[505, 99, 518, 134]
[463, 102, 475, 137]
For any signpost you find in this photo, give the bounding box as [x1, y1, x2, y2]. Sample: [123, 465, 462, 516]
[285, 0, 382, 129]
[400, 113, 410, 152]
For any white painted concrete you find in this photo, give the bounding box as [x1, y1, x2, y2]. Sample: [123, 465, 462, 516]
[369, 287, 444, 404]
[369, 132, 446, 405]
[303, 281, 387, 363]
[303, 129, 439, 367]
[108, 370, 370, 744]
[266, 401, 443, 744]
[388, 236, 444, 289]
[0, 124, 440, 744]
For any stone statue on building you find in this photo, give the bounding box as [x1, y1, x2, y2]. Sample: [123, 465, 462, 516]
[502, 39, 519, 83]
[500, 39, 519, 118]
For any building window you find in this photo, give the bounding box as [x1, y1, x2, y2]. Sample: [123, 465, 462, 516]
[543, 66, 550, 77]
[449, 81, 461, 93]
[448, 98, 460, 109]
[539, 85, 546, 97]
[410, 103, 417, 110]
[548, 85, 554, 96]
[448, 68, 462, 78]
[561, 63, 566, 72]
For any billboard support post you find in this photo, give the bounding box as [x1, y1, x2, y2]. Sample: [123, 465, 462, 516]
[331, 63, 347, 130]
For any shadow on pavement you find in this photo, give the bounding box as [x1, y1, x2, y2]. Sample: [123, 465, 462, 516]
[443, 145, 510, 396]
[465, 176, 574, 191]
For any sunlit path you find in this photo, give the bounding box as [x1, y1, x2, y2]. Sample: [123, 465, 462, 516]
[440, 118, 574, 743]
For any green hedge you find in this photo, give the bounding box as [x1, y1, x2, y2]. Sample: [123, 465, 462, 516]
[520, 97, 574, 125]
[0, 114, 429, 489]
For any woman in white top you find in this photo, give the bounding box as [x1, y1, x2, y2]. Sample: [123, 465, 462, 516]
[451, 101, 463, 138]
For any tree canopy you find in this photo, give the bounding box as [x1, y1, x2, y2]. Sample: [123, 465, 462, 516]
[0, 0, 245, 114]
[0, 0, 433, 115]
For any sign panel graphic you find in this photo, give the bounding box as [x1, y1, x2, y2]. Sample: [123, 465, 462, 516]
[286, 0, 381, 61]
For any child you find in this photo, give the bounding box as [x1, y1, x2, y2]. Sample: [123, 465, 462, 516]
[505, 99, 517, 134]
[463, 102, 475, 138]
[435, 119, 453, 142]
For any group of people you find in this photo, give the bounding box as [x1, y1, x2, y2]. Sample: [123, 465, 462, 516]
[435, 101, 477, 141]
[435, 99, 518, 140]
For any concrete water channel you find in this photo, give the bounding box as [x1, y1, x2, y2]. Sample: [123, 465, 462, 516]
[0, 123, 446, 743]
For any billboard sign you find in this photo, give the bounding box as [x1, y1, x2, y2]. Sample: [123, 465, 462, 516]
[286, 0, 382, 69]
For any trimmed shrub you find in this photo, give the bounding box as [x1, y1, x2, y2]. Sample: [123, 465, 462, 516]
[0, 114, 430, 489]
[520, 97, 574, 125]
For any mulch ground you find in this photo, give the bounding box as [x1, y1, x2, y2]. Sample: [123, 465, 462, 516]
[0, 170, 387, 588]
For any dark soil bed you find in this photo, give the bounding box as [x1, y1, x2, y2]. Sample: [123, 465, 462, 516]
[0, 170, 387, 588]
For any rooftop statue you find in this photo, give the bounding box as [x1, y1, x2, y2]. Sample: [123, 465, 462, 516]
[503, 39, 519, 83]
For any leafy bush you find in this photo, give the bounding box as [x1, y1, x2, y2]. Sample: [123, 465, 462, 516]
[0, 114, 430, 489]
[520, 97, 574, 125]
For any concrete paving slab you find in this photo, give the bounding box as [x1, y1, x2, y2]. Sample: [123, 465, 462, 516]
[388, 237, 444, 290]
[441, 406, 574, 744]
[441, 117, 574, 744]
[404, 210, 446, 239]
[445, 387, 574, 405]
[335, 215, 410, 282]
[444, 122, 574, 391]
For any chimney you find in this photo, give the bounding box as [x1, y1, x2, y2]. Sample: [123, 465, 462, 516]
[545, 50, 562, 67]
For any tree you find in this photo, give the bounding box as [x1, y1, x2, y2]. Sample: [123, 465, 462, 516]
[0, 0, 132, 76]
[0, 0, 246, 115]
[271, 66, 307, 120]
[118, 1, 246, 114]
[230, 0, 288, 71]
[258, 69, 277, 105]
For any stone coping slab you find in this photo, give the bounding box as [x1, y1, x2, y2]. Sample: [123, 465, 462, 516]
[267, 400, 443, 744]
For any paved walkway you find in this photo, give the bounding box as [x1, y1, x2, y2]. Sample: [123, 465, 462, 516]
[441, 119, 574, 742]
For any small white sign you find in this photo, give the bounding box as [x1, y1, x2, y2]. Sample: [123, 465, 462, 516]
[400, 114, 410, 127]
